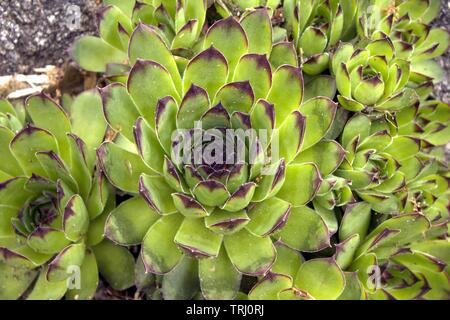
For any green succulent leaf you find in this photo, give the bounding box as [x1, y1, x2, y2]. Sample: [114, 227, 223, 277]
[183, 47, 228, 99]
[128, 59, 180, 122]
[204, 17, 248, 73]
[267, 65, 304, 122]
[128, 23, 182, 91]
[233, 54, 272, 100]
[46, 243, 86, 282]
[240, 8, 272, 56]
[224, 228, 275, 275]
[339, 202, 372, 242]
[199, 247, 242, 300]
[63, 194, 89, 242]
[294, 140, 345, 176]
[141, 214, 183, 274]
[174, 218, 223, 257]
[300, 97, 337, 150]
[161, 255, 199, 300]
[26, 267, 67, 300]
[92, 240, 135, 291]
[65, 249, 98, 300]
[204, 209, 249, 235]
[214, 81, 254, 114]
[278, 206, 330, 252]
[0, 263, 37, 300]
[294, 258, 345, 300]
[105, 196, 159, 245]
[97, 142, 154, 193]
[277, 163, 322, 206]
[72, 36, 127, 72]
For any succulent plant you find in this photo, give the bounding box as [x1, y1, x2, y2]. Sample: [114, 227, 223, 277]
[72, 0, 207, 75]
[97, 8, 346, 299]
[0, 94, 135, 300]
[335, 209, 450, 300]
[1, 0, 449, 301]
[357, 0, 450, 93]
[283, 0, 358, 75]
[248, 98, 450, 300]
[331, 37, 420, 112]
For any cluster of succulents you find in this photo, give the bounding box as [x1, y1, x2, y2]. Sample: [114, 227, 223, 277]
[0, 0, 449, 300]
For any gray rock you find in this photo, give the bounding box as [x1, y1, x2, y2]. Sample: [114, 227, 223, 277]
[0, 0, 99, 74]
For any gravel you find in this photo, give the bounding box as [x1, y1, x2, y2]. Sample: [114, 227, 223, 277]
[0, 0, 99, 75]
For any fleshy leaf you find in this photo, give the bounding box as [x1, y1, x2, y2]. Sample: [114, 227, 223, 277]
[278, 206, 330, 252]
[128, 59, 180, 122]
[247, 197, 291, 236]
[97, 142, 154, 193]
[339, 202, 372, 242]
[63, 194, 89, 242]
[71, 36, 127, 72]
[27, 228, 71, 255]
[139, 174, 177, 215]
[269, 42, 298, 69]
[233, 54, 272, 100]
[334, 234, 360, 270]
[267, 65, 303, 122]
[26, 94, 71, 163]
[193, 180, 230, 207]
[294, 140, 345, 176]
[221, 182, 256, 212]
[224, 228, 275, 275]
[174, 218, 223, 257]
[177, 85, 210, 129]
[199, 247, 241, 300]
[134, 117, 166, 173]
[26, 268, 67, 300]
[100, 83, 140, 142]
[128, 23, 182, 92]
[92, 240, 135, 291]
[214, 81, 254, 114]
[276, 111, 306, 164]
[249, 273, 292, 300]
[240, 8, 272, 55]
[66, 249, 98, 300]
[47, 243, 86, 282]
[183, 47, 228, 98]
[205, 209, 249, 235]
[161, 255, 199, 300]
[105, 196, 159, 245]
[204, 17, 248, 73]
[10, 125, 58, 177]
[300, 97, 337, 150]
[294, 258, 345, 300]
[141, 214, 183, 274]
[277, 163, 321, 206]
[70, 91, 107, 170]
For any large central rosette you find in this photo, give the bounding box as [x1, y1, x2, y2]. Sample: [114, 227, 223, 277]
[99, 8, 338, 299]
